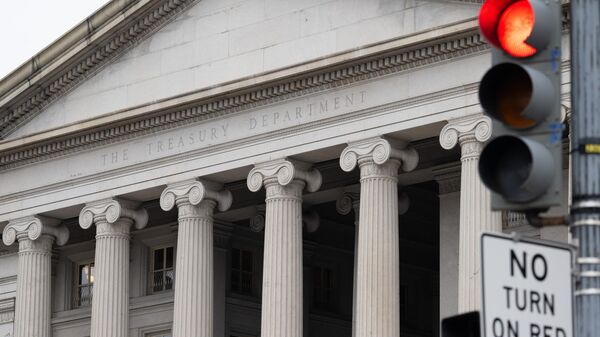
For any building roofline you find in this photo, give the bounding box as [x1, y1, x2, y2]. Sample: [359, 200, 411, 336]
[0, 0, 140, 98]
[0, 0, 195, 139]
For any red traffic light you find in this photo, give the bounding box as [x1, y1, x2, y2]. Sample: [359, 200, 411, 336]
[497, 1, 535, 57]
[479, 0, 550, 58]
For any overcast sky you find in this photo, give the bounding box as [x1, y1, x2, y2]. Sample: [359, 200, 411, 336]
[0, 0, 109, 80]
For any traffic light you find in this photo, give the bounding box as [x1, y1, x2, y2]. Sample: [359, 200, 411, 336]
[477, 0, 563, 211]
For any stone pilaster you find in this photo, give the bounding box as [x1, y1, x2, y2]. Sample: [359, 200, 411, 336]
[3, 216, 68, 337]
[439, 115, 502, 312]
[247, 158, 322, 337]
[214, 222, 234, 337]
[336, 188, 360, 337]
[79, 198, 148, 337]
[160, 179, 232, 337]
[433, 163, 461, 320]
[340, 137, 418, 337]
[303, 240, 318, 337]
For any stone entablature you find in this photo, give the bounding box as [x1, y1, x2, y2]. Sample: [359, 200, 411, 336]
[0, 22, 486, 170]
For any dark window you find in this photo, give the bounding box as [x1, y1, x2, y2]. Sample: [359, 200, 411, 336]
[75, 262, 94, 307]
[152, 246, 175, 293]
[313, 266, 335, 311]
[231, 248, 254, 295]
[400, 284, 408, 324]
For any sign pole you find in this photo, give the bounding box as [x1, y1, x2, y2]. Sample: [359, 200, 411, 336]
[569, 1, 600, 337]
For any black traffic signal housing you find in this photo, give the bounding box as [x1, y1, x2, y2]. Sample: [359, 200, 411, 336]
[442, 312, 481, 337]
[477, 0, 563, 211]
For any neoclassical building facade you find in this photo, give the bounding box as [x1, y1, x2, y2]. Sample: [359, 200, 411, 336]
[0, 1, 571, 337]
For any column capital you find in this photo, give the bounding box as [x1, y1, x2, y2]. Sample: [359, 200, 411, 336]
[3, 215, 69, 246]
[247, 158, 322, 192]
[340, 137, 418, 172]
[79, 198, 148, 230]
[439, 115, 492, 150]
[336, 188, 360, 216]
[249, 205, 266, 232]
[160, 179, 233, 212]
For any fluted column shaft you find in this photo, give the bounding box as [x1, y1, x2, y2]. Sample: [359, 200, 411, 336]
[340, 137, 418, 337]
[91, 220, 131, 337]
[247, 159, 322, 337]
[262, 180, 304, 337]
[79, 198, 148, 337]
[3, 216, 69, 337]
[173, 202, 215, 337]
[160, 179, 232, 337]
[356, 159, 401, 337]
[15, 235, 54, 337]
[457, 137, 499, 312]
[440, 115, 502, 312]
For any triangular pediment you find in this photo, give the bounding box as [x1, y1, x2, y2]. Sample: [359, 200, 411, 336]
[2, 0, 481, 140]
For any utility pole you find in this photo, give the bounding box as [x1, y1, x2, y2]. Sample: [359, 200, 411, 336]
[570, 1, 600, 337]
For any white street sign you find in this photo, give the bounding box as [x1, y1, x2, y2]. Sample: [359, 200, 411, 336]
[481, 233, 574, 337]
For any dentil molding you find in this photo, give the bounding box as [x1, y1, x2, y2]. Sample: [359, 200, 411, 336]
[0, 27, 487, 171]
[0, 0, 199, 138]
[0, 4, 572, 171]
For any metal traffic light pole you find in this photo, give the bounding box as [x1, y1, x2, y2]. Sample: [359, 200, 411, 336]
[570, 0, 600, 336]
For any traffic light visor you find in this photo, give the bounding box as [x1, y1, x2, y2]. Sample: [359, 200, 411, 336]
[479, 136, 555, 203]
[479, 63, 555, 129]
[479, 0, 552, 58]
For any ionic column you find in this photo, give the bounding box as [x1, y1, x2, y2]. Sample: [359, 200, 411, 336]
[439, 115, 502, 312]
[79, 199, 148, 337]
[3, 216, 69, 337]
[337, 187, 410, 337]
[160, 180, 232, 337]
[340, 137, 418, 337]
[247, 159, 322, 337]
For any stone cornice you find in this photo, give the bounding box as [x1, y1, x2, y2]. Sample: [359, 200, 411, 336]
[0, 3, 572, 151]
[0, 0, 199, 138]
[0, 20, 486, 171]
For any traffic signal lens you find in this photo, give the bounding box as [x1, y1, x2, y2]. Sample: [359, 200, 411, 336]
[481, 137, 531, 198]
[497, 0, 536, 58]
[479, 136, 555, 203]
[479, 63, 536, 129]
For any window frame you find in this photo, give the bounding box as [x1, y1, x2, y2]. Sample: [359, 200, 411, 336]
[311, 264, 337, 312]
[144, 330, 172, 337]
[148, 244, 176, 294]
[73, 259, 95, 308]
[230, 247, 255, 296]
